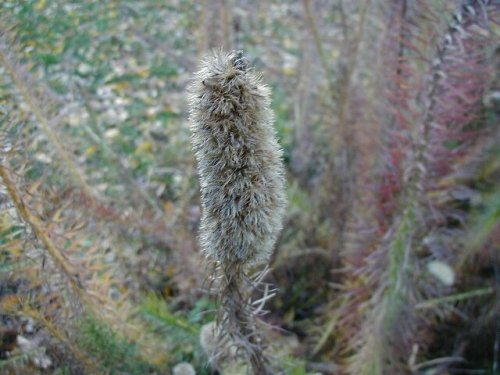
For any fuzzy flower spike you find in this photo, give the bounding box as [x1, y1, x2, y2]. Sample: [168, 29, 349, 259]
[189, 50, 286, 266]
[188, 50, 286, 373]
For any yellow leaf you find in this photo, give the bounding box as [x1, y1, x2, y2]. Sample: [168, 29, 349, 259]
[112, 81, 130, 91]
[165, 265, 176, 277]
[84, 145, 98, 157]
[0, 210, 14, 231]
[163, 200, 175, 215]
[137, 67, 150, 78]
[0, 294, 20, 312]
[34, 0, 47, 11]
[8, 242, 24, 257]
[283, 66, 296, 76]
[135, 141, 153, 155]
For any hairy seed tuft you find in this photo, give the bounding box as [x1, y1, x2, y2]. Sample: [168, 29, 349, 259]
[188, 50, 287, 265]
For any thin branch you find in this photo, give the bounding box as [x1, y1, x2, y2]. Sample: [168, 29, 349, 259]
[302, 0, 336, 100]
[0, 163, 85, 300]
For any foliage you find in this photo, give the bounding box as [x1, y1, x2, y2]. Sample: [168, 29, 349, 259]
[76, 316, 155, 375]
[0, 0, 498, 374]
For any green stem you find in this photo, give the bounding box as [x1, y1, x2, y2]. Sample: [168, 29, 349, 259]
[416, 287, 494, 310]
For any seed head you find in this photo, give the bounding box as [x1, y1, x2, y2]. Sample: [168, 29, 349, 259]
[188, 50, 286, 265]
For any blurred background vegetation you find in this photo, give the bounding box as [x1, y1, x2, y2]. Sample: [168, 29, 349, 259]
[0, 0, 498, 374]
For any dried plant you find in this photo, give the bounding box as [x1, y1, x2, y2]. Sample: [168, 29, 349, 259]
[335, 1, 499, 374]
[188, 49, 287, 373]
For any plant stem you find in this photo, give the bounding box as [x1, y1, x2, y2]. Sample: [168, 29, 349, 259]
[415, 287, 494, 310]
[220, 265, 273, 374]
